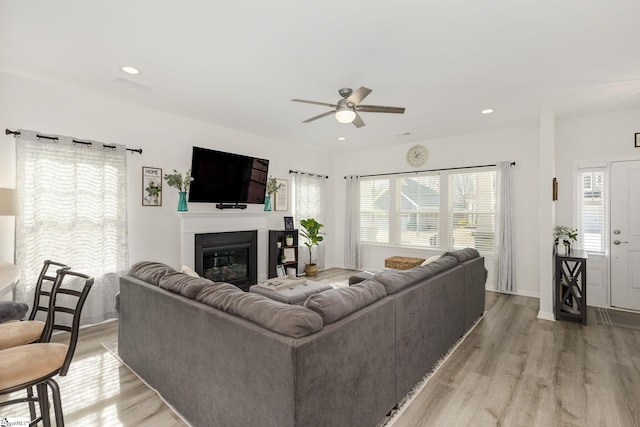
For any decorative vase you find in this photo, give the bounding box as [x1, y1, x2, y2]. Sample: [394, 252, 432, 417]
[285, 237, 293, 246]
[178, 191, 188, 212]
[564, 240, 571, 255]
[264, 195, 272, 211]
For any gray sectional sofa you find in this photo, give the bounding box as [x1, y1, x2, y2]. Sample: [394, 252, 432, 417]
[118, 249, 486, 427]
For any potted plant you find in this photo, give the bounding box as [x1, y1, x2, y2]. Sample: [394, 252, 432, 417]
[553, 225, 578, 255]
[164, 169, 194, 211]
[264, 176, 281, 211]
[285, 234, 294, 246]
[300, 218, 324, 277]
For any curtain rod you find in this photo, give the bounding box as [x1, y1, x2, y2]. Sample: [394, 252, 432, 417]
[5, 129, 143, 154]
[289, 169, 329, 179]
[344, 161, 515, 179]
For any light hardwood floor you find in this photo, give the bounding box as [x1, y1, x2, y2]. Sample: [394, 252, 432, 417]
[2, 269, 639, 426]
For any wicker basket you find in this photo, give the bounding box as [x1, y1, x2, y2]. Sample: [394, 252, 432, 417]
[384, 256, 425, 270]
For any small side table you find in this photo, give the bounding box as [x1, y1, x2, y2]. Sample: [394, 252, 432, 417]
[554, 250, 588, 325]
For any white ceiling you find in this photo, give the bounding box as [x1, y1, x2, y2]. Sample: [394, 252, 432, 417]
[1, 1, 639, 152]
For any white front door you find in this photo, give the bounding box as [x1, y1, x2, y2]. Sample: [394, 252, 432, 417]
[610, 160, 640, 310]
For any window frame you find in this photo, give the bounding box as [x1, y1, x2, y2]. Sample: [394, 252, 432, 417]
[358, 166, 497, 254]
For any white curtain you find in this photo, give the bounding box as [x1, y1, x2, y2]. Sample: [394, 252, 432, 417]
[15, 130, 128, 325]
[344, 175, 361, 269]
[495, 161, 515, 292]
[290, 171, 326, 271]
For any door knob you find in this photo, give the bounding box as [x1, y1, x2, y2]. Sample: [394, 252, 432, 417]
[613, 240, 628, 245]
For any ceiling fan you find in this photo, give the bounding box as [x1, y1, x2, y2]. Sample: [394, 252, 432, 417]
[292, 87, 405, 128]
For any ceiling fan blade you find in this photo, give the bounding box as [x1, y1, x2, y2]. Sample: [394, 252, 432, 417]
[292, 99, 337, 108]
[357, 105, 405, 114]
[352, 112, 366, 128]
[347, 87, 372, 105]
[303, 110, 335, 123]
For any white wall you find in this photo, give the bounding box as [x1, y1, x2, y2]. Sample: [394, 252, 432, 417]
[0, 71, 335, 269]
[331, 126, 542, 296]
[555, 107, 640, 307]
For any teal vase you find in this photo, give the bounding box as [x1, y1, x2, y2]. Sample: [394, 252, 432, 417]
[264, 195, 272, 211]
[178, 191, 188, 212]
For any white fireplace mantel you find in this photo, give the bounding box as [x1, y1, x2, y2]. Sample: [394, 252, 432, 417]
[180, 211, 270, 282]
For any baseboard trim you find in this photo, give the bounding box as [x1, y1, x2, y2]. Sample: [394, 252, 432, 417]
[537, 310, 555, 322]
[485, 287, 540, 299]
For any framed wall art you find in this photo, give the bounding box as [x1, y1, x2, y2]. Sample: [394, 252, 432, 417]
[635, 132, 640, 148]
[275, 179, 288, 211]
[284, 216, 294, 230]
[142, 166, 162, 206]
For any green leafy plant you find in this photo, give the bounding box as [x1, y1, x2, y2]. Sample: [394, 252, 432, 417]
[553, 225, 578, 244]
[266, 176, 282, 195]
[145, 180, 161, 203]
[300, 218, 325, 265]
[163, 169, 193, 192]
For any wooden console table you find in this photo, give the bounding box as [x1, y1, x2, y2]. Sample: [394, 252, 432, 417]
[0, 261, 21, 299]
[554, 250, 587, 325]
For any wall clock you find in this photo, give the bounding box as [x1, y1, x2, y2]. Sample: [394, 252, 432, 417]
[406, 144, 428, 167]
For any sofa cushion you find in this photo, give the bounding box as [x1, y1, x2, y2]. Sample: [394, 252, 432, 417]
[304, 279, 387, 325]
[420, 254, 441, 266]
[159, 272, 218, 299]
[127, 261, 176, 286]
[442, 248, 479, 263]
[181, 265, 199, 278]
[199, 287, 323, 338]
[373, 255, 458, 294]
[0, 302, 29, 323]
[195, 281, 241, 302]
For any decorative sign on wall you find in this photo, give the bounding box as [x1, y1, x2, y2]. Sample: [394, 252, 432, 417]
[275, 179, 288, 211]
[142, 166, 162, 206]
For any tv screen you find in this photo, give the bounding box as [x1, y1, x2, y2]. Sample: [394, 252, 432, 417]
[188, 147, 269, 204]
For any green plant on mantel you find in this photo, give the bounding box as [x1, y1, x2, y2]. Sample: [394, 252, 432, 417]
[164, 169, 194, 192]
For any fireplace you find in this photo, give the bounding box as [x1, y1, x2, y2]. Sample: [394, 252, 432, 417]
[195, 230, 257, 292]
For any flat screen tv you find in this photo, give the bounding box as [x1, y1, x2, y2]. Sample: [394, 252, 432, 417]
[188, 147, 269, 206]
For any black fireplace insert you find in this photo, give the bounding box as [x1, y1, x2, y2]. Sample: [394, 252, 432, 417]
[194, 230, 257, 292]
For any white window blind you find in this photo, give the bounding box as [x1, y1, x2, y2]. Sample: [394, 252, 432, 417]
[359, 178, 390, 243]
[578, 169, 605, 253]
[395, 174, 439, 247]
[448, 169, 497, 252]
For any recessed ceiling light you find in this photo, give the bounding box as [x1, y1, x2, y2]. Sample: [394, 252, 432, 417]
[481, 109, 494, 115]
[337, 137, 346, 141]
[121, 66, 140, 75]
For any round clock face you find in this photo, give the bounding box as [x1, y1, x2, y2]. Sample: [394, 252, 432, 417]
[406, 145, 428, 167]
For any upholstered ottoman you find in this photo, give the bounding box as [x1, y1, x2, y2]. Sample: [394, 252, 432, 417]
[384, 256, 425, 270]
[249, 280, 332, 305]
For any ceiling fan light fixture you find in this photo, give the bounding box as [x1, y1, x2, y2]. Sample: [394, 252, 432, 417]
[335, 108, 356, 124]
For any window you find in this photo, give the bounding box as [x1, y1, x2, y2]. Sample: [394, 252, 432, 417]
[578, 169, 606, 253]
[290, 171, 327, 267]
[359, 168, 497, 253]
[448, 170, 496, 252]
[396, 175, 439, 247]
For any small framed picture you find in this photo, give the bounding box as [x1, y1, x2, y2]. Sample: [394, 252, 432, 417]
[276, 265, 286, 277]
[635, 132, 640, 148]
[284, 216, 294, 230]
[275, 179, 288, 211]
[142, 167, 162, 206]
